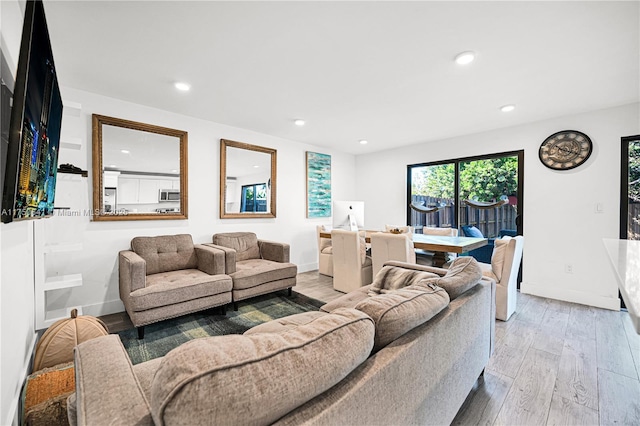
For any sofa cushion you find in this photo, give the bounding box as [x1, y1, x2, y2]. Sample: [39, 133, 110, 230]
[129, 270, 232, 311]
[321, 246, 333, 254]
[355, 283, 450, 352]
[320, 285, 371, 312]
[131, 234, 198, 275]
[368, 265, 439, 296]
[231, 259, 297, 290]
[421, 256, 482, 300]
[244, 311, 328, 335]
[149, 308, 374, 426]
[212, 232, 261, 261]
[461, 225, 484, 238]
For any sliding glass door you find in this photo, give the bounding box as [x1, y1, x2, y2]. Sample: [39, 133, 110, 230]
[407, 150, 524, 237]
[619, 135, 640, 309]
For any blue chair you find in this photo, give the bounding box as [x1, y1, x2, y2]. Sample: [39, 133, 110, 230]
[460, 226, 517, 263]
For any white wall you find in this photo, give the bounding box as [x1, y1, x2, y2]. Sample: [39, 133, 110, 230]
[356, 103, 640, 310]
[43, 86, 356, 317]
[1, 0, 38, 424]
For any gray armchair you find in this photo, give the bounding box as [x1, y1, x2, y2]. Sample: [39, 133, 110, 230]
[119, 234, 233, 338]
[207, 232, 297, 310]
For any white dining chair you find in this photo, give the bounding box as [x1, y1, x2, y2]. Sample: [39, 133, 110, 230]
[331, 229, 373, 293]
[370, 232, 417, 278]
[316, 225, 333, 277]
[477, 235, 524, 321]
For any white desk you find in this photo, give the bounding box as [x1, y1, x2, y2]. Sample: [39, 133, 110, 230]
[603, 238, 640, 334]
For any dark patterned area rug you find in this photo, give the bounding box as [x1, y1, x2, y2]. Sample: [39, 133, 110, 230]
[118, 290, 324, 364]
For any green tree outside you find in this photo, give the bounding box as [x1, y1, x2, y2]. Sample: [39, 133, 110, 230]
[412, 156, 518, 202]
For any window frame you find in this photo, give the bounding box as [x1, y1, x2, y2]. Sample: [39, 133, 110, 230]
[406, 150, 524, 236]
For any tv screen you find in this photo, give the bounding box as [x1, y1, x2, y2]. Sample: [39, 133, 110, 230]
[2, 0, 63, 224]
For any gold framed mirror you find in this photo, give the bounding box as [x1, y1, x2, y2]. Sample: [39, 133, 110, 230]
[92, 114, 188, 221]
[220, 139, 276, 219]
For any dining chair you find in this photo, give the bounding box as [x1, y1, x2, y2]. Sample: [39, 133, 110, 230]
[370, 232, 417, 278]
[316, 225, 333, 277]
[331, 229, 373, 293]
[476, 235, 524, 321]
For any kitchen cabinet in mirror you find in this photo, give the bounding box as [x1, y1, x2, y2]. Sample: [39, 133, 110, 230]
[220, 139, 276, 219]
[92, 114, 188, 221]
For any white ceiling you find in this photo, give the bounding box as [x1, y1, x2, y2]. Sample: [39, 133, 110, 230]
[44, 1, 639, 155]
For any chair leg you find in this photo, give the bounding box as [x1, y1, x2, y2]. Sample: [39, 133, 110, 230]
[220, 304, 227, 316]
[233, 302, 238, 311]
[288, 287, 292, 297]
[137, 326, 145, 339]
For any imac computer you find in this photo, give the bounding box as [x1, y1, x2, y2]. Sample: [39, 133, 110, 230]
[333, 201, 365, 231]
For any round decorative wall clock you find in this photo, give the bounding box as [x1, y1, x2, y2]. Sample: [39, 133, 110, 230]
[539, 130, 593, 170]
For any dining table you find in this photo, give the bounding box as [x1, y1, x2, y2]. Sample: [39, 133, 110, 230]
[319, 230, 488, 267]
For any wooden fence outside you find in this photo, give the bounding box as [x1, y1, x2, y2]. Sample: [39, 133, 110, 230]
[410, 195, 517, 238]
[628, 202, 640, 239]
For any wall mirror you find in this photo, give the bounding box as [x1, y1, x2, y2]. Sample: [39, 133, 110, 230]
[220, 139, 276, 218]
[92, 114, 188, 221]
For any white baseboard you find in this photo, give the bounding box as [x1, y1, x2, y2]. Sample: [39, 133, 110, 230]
[297, 262, 318, 273]
[520, 281, 620, 311]
[81, 299, 125, 317]
[6, 332, 37, 426]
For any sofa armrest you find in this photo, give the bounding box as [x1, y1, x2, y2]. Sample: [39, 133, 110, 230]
[204, 243, 236, 273]
[258, 239, 290, 263]
[73, 335, 152, 426]
[382, 260, 447, 277]
[194, 244, 226, 275]
[119, 250, 146, 294]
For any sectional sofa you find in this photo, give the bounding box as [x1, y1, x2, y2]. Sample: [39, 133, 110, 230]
[69, 259, 495, 425]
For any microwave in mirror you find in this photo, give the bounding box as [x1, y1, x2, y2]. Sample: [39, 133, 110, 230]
[159, 189, 180, 202]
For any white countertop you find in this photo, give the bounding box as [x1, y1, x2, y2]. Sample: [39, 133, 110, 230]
[603, 238, 640, 334]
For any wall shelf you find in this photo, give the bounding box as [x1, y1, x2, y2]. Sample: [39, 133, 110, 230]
[43, 274, 83, 291]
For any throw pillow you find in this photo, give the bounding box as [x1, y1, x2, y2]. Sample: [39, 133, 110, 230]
[368, 265, 439, 296]
[491, 237, 511, 281]
[461, 225, 484, 238]
[419, 256, 482, 300]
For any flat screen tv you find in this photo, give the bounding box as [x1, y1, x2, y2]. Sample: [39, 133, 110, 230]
[1, 0, 63, 223]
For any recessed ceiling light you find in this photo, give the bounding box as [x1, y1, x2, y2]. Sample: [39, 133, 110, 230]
[294, 119, 305, 126]
[454, 51, 476, 65]
[171, 169, 178, 173]
[174, 82, 191, 92]
[120, 149, 130, 154]
[500, 104, 516, 113]
[359, 140, 368, 145]
[253, 165, 259, 168]
[109, 164, 117, 168]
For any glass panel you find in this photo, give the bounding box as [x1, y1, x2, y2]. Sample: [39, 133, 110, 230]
[409, 163, 455, 233]
[458, 156, 518, 238]
[240, 183, 267, 213]
[627, 140, 640, 240]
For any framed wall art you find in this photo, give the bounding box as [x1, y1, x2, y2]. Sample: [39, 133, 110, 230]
[306, 151, 331, 218]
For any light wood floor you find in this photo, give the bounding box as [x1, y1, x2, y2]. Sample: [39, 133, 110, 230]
[296, 271, 640, 426]
[101, 271, 640, 425]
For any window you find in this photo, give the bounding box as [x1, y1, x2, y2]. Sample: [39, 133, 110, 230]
[241, 183, 267, 212]
[619, 135, 640, 309]
[407, 151, 523, 237]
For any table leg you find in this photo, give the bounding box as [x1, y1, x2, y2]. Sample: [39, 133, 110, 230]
[432, 252, 447, 268]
